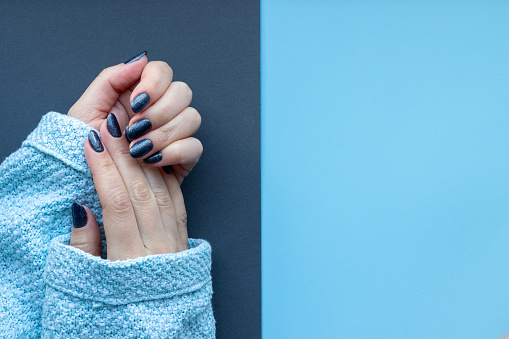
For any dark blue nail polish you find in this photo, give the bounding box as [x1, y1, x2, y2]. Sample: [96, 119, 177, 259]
[107, 113, 122, 138]
[124, 50, 147, 64]
[88, 130, 104, 152]
[131, 93, 150, 113]
[163, 165, 172, 174]
[125, 126, 132, 144]
[130, 139, 153, 158]
[143, 152, 162, 164]
[72, 202, 87, 228]
[127, 119, 152, 140]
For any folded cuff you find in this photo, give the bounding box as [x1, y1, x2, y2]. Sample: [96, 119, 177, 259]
[43, 234, 212, 305]
[22, 111, 93, 176]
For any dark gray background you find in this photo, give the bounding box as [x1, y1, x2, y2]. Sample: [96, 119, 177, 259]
[0, 1, 260, 337]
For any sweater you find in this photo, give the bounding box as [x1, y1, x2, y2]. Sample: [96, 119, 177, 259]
[0, 112, 215, 338]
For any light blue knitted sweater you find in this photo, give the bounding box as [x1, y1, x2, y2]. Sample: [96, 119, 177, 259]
[0, 112, 215, 338]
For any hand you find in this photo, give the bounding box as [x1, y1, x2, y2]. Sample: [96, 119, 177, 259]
[68, 51, 202, 184]
[69, 113, 188, 260]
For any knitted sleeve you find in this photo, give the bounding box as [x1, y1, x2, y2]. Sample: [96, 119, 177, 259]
[0, 112, 215, 338]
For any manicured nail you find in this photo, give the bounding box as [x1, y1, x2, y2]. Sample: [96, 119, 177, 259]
[107, 113, 122, 138]
[127, 118, 152, 140]
[163, 165, 172, 174]
[72, 202, 87, 228]
[143, 152, 162, 164]
[131, 92, 150, 113]
[124, 50, 147, 64]
[88, 130, 104, 152]
[130, 139, 153, 158]
[125, 126, 132, 144]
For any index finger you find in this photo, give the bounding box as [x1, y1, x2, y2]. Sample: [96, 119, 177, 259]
[128, 61, 174, 114]
[85, 130, 145, 261]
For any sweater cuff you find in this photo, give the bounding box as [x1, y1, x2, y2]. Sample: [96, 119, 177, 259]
[22, 111, 93, 176]
[43, 234, 212, 305]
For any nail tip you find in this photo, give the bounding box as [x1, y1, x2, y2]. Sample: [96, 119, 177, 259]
[124, 50, 148, 64]
[129, 139, 153, 158]
[163, 165, 172, 174]
[107, 113, 122, 138]
[88, 130, 104, 152]
[131, 93, 150, 113]
[127, 118, 152, 139]
[143, 152, 163, 164]
[72, 202, 87, 228]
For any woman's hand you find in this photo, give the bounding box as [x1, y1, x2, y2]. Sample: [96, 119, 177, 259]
[69, 113, 188, 260]
[68, 51, 202, 184]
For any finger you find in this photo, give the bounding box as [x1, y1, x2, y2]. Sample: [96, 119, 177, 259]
[85, 130, 145, 261]
[129, 61, 174, 114]
[129, 107, 201, 161]
[165, 164, 190, 185]
[100, 115, 176, 254]
[159, 168, 188, 250]
[117, 90, 136, 121]
[138, 162, 184, 252]
[140, 137, 203, 172]
[68, 52, 148, 130]
[127, 81, 192, 135]
[69, 203, 102, 257]
[113, 79, 141, 111]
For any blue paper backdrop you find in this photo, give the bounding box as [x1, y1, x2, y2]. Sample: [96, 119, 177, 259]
[262, 2, 509, 338]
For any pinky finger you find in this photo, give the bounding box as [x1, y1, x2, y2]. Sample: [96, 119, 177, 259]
[159, 169, 188, 251]
[166, 164, 190, 185]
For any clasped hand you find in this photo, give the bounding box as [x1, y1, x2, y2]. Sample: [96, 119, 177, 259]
[67, 52, 202, 261]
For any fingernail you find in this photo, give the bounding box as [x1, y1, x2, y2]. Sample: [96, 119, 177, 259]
[72, 202, 87, 228]
[125, 126, 132, 144]
[88, 130, 104, 152]
[163, 165, 172, 174]
[131, 92, 150, 113]
[127, 118, 152, 139]
[124, 50, 147, 64]
[143, 152, 162, 164]
[130, 139, 153, 158]
[107, 113, 122, 138]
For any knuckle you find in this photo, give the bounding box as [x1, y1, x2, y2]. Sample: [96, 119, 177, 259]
[130, 181, 153, 204]
[152, 60, 173, 74]
[176, 211, 188, 228]
[147, 61, 173, 85]
[152, 188, 173, 208]
[107, 189, 132, 214]
[195, 138, 204, 156]
[158, 61, 173, 77]
[174, 141, 184, 163]
[186, 107, 202, 128]
[116, 146, 131, 157]
[159, 121, 177, 141]
[174, 81, 193, 100]
[98, 66, 114, 79]
[97, 160, 117, 175]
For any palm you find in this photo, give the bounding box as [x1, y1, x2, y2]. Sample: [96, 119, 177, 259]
[68, 86, 136, 131]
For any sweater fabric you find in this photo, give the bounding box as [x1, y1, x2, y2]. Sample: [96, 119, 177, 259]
[0, 112, 215, 338]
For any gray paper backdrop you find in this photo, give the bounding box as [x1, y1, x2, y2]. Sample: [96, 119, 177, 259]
[0, 1, 260, 337]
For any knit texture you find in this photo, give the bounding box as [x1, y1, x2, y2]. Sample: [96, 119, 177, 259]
[0, 112, 215, 338]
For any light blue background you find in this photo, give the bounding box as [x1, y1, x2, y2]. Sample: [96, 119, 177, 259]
[262, 2, 509, 338]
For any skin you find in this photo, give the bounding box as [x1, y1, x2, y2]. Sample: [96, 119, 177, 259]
[67, 55, 201, 259]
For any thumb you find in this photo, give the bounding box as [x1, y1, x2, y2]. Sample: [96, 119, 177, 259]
[68, 51, 148, 129]
[70, 202, 102, 257]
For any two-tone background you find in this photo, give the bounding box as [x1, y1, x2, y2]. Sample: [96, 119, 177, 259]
[2, 1, 509, 338]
